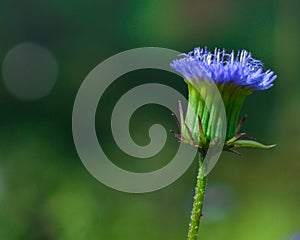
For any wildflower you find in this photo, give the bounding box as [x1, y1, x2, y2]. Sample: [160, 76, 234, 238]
[170, 46, 277, 240]
[170, 47, 276, 155]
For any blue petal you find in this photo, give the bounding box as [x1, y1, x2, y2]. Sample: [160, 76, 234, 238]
[170, 47, 277, 91]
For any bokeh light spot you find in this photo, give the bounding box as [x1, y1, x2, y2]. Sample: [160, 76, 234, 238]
[2, 42, 58, 100]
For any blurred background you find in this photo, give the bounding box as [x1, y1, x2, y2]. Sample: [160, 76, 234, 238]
[0, 0, 299, 239]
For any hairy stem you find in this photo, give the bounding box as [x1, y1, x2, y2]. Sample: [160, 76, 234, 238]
[187, 152, 207, 240]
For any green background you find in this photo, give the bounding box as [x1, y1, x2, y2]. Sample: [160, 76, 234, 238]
[0, 0, 299, 239]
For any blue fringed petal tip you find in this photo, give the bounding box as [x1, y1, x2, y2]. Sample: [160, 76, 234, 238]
[171, 47, 277, 90]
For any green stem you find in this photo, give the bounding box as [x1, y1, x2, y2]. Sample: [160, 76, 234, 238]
[187, 152, 207, 240]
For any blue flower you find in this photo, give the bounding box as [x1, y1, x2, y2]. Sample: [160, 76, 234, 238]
[171, 47, 276, 90]
[170, 47, 276, 153]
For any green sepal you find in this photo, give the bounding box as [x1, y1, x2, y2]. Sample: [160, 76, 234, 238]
[233, 140, 276, 149]
[225, 133, 246, 147]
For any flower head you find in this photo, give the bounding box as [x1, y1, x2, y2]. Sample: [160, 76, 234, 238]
[171, 47, 276, 90]
[170, 47, 276, 154]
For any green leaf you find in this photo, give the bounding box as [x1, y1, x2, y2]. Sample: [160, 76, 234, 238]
[233, 140, 276, 149]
